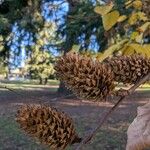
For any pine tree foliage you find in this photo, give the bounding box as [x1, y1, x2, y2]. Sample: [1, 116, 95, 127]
[27, 49, 54, 84]
[0, 0, 42, 34]
[27, 22, 56, 84]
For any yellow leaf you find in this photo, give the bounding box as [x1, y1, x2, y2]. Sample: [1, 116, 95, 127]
[102, 10, 120, 31]
[133, 0, 142, 9]
[117, 15, 127, 22]
[126, 3, 133, 9]
[122, 43, 150, 57]
[37, 39, 44, 46]
[125, 0, 132, 6]
[0, 35, 3, 42]
[81, 51, 95, 58]
[0, 45, 4, 52]
[95, 52, 103, 60]
[71, 44, 80, 52]
[135, 33, 143, 43]
[137, 12, 148, 21]
[125, 0, 133, 9]
[96, 39, 128, 62]
[128, 12, 138, 25]
[130, 32, 139, 40]
[143, 44, 150, 54]
[122, 45, 136, 55]
[94, 2, 114, 16]
[137, 22, 150, 33]
[128, 12, 148, 25]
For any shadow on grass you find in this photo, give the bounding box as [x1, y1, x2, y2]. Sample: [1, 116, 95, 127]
[0, 117, 48, 150]
[0, 116, 128, 150]
[0, 82, 149, 150]
[1, 79, 59, 86]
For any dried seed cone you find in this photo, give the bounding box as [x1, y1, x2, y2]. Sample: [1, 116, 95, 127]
[106, 54, 150, 84]
[16, 104, 81, 150]
[55, 52, 115, 101]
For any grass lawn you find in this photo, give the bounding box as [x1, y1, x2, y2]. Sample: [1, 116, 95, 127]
[0, 111, 129, 150]
[0, 79, 59, 87]
[0, 79, 59, 92]
[116, 83, 150, 91]
[0, 117, 48, 150]
[0, 80, 149, 150]
[1, 79, 150, 91]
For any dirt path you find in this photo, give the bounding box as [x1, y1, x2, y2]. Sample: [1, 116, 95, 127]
[0, 88, 149, 150]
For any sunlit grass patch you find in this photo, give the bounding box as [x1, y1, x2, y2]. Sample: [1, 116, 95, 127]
[0, 80, 59, 91]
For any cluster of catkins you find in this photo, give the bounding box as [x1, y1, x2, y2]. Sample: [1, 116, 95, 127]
[16, 52, 150, 149]
[55, 52, 150, 100]
[16, 104, 81, 150]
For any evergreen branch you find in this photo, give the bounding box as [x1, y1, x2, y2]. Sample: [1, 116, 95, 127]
[76, 72, 150, 150]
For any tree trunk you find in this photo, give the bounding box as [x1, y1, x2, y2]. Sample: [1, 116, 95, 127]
[57, 82, 72, 95]
[57, 0, 80, 95]
[44, 78, 48, 85]
[39, 77, 43, 84]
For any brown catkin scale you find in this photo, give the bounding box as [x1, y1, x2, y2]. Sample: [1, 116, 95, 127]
[106, 54, 150, 84]
[54, 52, 115, 101]
[16, 104, 81, 150]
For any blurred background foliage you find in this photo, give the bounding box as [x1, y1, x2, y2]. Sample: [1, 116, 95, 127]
[0, 0, 149, 90]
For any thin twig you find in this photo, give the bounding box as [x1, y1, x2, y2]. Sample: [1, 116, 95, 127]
[0, 85, 23, 96]
[0, 85, 73, 103]
[76, 73, 150, 150]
